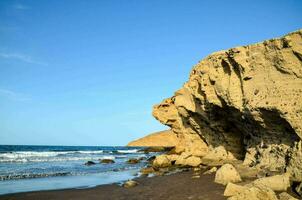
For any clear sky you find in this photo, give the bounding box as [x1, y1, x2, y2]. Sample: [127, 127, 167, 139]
[0, 0, 301, 146]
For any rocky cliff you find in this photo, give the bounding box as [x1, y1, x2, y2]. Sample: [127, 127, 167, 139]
[152, 29, 302, 183]
[127, 130, 179, 147]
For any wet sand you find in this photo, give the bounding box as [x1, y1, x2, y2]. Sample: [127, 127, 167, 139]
[0, 170, 226, 200]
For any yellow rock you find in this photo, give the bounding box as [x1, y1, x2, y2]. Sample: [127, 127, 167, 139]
[228, 186, 278, 200]
[215, 164, 242, 185]
[252, 174, 290, 192]
[152, 29, 302, 181]
[224, 183, 248, 197]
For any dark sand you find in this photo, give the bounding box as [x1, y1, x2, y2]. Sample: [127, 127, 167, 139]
[0, 170, 226, 200]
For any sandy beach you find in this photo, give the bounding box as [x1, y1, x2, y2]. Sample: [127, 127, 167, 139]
[0, 170, 226, 200]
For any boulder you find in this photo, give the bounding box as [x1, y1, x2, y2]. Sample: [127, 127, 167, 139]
[251, 174, 290, 192]
[100, 159, 115, 164]
[140, 167, 155, 175]
[123, 180, 138, 188]
[84, 161, 96, 166]
[228, 186, 278, 200]
[127, 158, 140, 164]
[224, 183, 248, 197]
[174, 152, 202, 167]
[153, 155, 172, 168]
[184, 156, 202, 167]
[215, 164, 242, 185]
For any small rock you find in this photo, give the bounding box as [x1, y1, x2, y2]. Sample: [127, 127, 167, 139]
[193, 167, 201, 172]
[123, 180, 138, 188]
[138, 156, 146, 161]
[204, 167, 217, 175]
[140, 167, 155, 175]
[84, 161, 96, 166]
[127, 158, 140, 164]
[214, 163, 242, 185]
[192, 175, 200, 179]
[100, 159, 115, 164]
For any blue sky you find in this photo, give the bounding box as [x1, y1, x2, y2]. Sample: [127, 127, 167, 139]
[0, 0, 301, 146]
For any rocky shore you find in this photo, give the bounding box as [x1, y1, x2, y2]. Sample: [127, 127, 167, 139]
[132, 29, 302, 199]
[2, 29, 301, 200]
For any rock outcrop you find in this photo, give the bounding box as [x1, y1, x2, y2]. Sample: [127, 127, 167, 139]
[152, 29, 302, 184]
[127, 130, 179, 147]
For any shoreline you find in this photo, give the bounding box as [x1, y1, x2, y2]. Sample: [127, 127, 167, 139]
[0, 169, 227, 200]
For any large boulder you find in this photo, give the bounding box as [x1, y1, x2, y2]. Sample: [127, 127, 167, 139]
[174, 152, 202, 167]
[152, 29, 302, 178]
[224, 183, 248, 197]
[251, 174, 290, 192]
[228, 186, 278, 200]
[152, 155, 172, 168]
[215, 164, 242, 185]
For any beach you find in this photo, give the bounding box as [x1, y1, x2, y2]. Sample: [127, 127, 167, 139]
[0, 170, 226, 200]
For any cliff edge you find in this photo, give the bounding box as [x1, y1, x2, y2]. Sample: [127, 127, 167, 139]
[127, 130, 179, 147]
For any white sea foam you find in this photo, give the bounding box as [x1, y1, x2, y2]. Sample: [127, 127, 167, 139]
[0, 149, 141, 163]
[117, 149, 140, 154]
[0, 150, 105, 163]
[100, 156, 115, 160]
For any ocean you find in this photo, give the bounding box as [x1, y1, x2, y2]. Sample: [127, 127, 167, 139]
[0, 145, 154, 195]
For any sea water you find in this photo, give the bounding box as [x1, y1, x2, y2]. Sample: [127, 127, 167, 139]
[0, 145, 153, 195]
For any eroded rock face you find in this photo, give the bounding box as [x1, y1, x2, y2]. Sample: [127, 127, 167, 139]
[152, 30, 302, 179]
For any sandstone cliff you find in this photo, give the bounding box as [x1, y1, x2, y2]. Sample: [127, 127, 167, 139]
[152, 29, 302, 183]
[127, 130, 179, 147]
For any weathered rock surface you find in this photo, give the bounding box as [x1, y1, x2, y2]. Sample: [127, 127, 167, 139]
[251, 174, 290, 192]
[152, 154, 173, 168]
[152, 29, 302, 184]
[224, 183, 248, 197]
[215, 164, 242, 185]
[227, 186, 278, 200]
[278, 192, 299, 200]
[127, 130, 179, 147]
